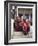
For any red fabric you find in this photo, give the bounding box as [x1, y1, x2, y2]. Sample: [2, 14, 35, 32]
[23, 22, 30, 32]
[15, 20, 30, 32]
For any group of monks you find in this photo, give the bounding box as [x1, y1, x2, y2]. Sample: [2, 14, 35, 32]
[14, 16, 30, 35]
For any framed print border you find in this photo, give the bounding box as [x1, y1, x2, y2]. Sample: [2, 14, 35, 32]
[4, 1, 37, 45]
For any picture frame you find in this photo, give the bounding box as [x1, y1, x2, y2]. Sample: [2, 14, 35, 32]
[4, 1, 37, 45]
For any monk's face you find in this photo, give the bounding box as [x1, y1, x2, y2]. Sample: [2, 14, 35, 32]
[16, 16, 21, 22]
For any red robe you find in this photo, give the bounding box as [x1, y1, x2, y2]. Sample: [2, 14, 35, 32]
[14, 20, 30, 33]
